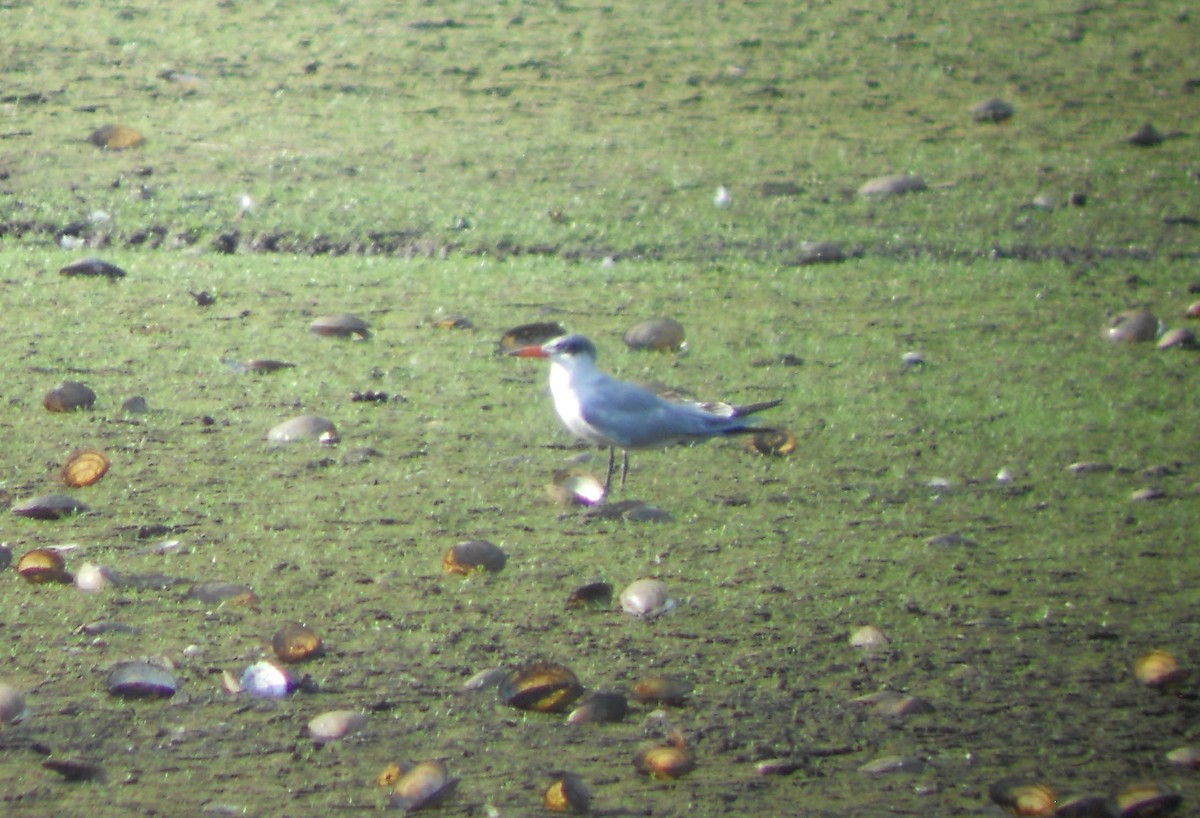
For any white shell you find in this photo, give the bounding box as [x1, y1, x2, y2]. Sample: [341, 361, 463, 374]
[307, 710, 367, 742]
[619, 578, 675, 619]
[75, 562, 116, 592]
[239, 661, 294, 698]
[0, 684, 28, 724]
[849, 625, 888, 649]
[267, 415, 339, 445]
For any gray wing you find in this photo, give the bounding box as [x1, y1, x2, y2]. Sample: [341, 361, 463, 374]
[578, 374, 751, 448]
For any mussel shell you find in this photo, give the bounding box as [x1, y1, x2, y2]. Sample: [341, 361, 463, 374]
[75, 562, 118, 592]
[42, 758, 108, 783]
[1106, 310, 1159, 343]
[543, 772, 591, 813]
[88, 123, 145, 150]
[567, 691, 628, 724]
[623, 318, 685, 352]
[43, 381, 96, 413]
[245, 358, 297, 372]
[272, 622, 323, 663]
[16, 548, 72, 584]
[389, 759, 456, 812]
[849, 624, 889, 649]
[307, 709, 367, 742]
[1054, 795, 1116, 818]
[12, 494, 89, 520]
[970, 97, 1015, 122]
[499, 662, 584, 713]
[630, 674, 692, 706]
[746, 428, 797, 456]
[267, 415, 339, 444]
[0, 683, 28, 724]
[1156, 327, 1195, 350]
[1165, 746, 1200, 769]
[442, 540, 507, 575]
[61, 449, 110, 487]
[549, 470, 606, 506]
[186, 581, 258, 607]
[497, 321, 568, 353]
[121, 396, 149, 414]
[1133, 651, 1187, 688]
[310, 313, 370, 339]
[988, 778, 1056, 817]
[239, 661, 295, 698]
[619, 578, 674, 618]
[59, 257, 127, 279]
[858, 174, 926, 196]
[633, 744, 695, 779]
[1115, 784, 1182, 818]
[433, 316, 474, 330]
[566, 581, 613, 609]
[106, 661, 177, 698]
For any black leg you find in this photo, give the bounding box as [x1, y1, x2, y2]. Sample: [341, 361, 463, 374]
[620, 450, 629, 488]
[604, 447, 616, 491]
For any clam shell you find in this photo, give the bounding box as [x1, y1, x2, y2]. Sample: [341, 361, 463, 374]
[272, 622, 323, 663]
[619, 578, 674, 619]
[307, 709, 367, 742]
[1165, 746, 1200, 769]
[0, 684, 28, 724]
[633, 743, 695, 779]
[849, 624, 888, 649]
[1156, 327, 1195, 350]
[59, 257, 127, 279]
[186, 581, 258, 607]
[497, 321, 568, 353]
[88, 123, 145, 150]
[1106, 309, 1159, 343]
[623, 318, 685, 352]
[244, 358, 297, 372]
[309, 313, 370, 339]
[566, 691, 628, 724]
[61, 449, 109, 487]
[549, 470, 606, 506]
[1133, 651, 1187, 688]
[970, 97, 1015, 122]
[543, 772, 591, 813]
[432, 316, 474, 330]
[499, 662, 584, 713]
[43, 381, 96, 413]
[389, 759, 456, 812]
[239, 661, 295, 698]
[1187, 301, 1200, 318]
[442, 540, 507, 575]
[795, 240, 846, 265]
[121, 396, 149, 414]
[267, 415, 339, 444]
[987, 778, 1056, 816]
[566, 581, 613, 609]
[106, 661, 177, 698]
[858, 174, 926, 196]
[42, 758, 108, 783]
[1115, 784, 1181, 818]
[746, 428, 797, 456]
[859, 755, 927, 776]
[630, 675, 692, 706]
[12, 494, 89, 520]
[75, 562, 117, 592]
[1053, 794, 1115, 817]
[16, 548, 72, 584]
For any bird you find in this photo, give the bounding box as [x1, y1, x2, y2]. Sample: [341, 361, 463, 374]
[509, 333, 781, 491]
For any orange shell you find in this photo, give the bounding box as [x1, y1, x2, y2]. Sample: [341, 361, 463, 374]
[61, 449, 109, 487]
[16, 548, 71, 584]
[89, 123, 145, 150]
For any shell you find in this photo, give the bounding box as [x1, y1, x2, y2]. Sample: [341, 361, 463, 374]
[857, 174, 926, 196]
[971, 97, 1015, 122]
[630, 675, 692, 706]
[88, 123, 145, 150]
[267, 415, 339, 444]
[1115, 784, 1182, 818]
[272, 622, 323, 663]
[75, 562, 117, 592]
[543, 772, 591, 813]
[1053, 795, 1115, 817]
[1105, 309, 1159, 343]
[1133, 651, 1187, 688]
[548, 470, 606, 506]
[566, 691, 628, 724]
[42, 758, 108, 783]
[746, 428, 797, 456]
[859, 755, 927, 776]
[1156, 327, 1195, 350]
[849, 624, 888, 649]
[497, 321, 568, 353]
[796, 240, 846, 265]
[59, 257, 128, 279]
[16, 548, 72, 584]
[499, 662, 584, 713]
[106, 661, 177, 698]
[389, 759, 456, 812]
[566, 581, 613, 609]
[244, 359, 297, 372]
[1187, 301, 1200, 319]
[0, 683, 28, 724]
[432, 316, 474, 330]
[1127, 123, 1165, 147]
[239, 661, 295, 698]
[870, 694, 935, 718]
[43, 381, 97, 412]
[309, 313, 370, 339]
[619, 578, 674, 619]
[121, 396, 149, 414]
[12, 494, 89, 520]
[442, 540, 507, 575]
[307, 710, 367, 742]
[61, 449, 110, 487]
[623, 318, 685, 352]
[987, 778, 1056, 817]
[186, 581, 258, 607]
[633, 739, 695, 779]
[1165, 746, 1200, 769]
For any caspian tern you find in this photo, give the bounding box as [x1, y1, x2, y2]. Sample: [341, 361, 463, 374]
[510, 334, 781, 490]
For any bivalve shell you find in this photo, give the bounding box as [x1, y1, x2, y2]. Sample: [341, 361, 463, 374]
[89, 123, 145, 150]
[16, 548, 72, 584]
[1156, 327, 1195, 350]
[1106, 310, 1159, 343]
[1115, 784, 1182, 818]
[971, 97, 1015, 122]
[1165, 746, 1200, 769]
[389, 759, 457, 812]
[619, 578, 674, 619]
[1053, 794, 1115, 818]
[75, 562, 117, 592]
[549, 470, 606, 506]
[239, 661, 295, 698]
[566, 581, 613, 609]
[0, 683, 28, 724]
[267, 415, 339, 444]
[543, 772, 591, 813]
[12, 494, 89, 520]
[309, 313, 370, 339]
[497, 322, 567, 353]
[1133, 651, 1187, 688]
[59, 257, 127, 279]
[61, 449, 109, 487]
[272, 622, 323, 663]
[988, 778, 1056, 816]
[623, 318, 685, 352]
[633, 738, 695, 779]
[630, 675, 692, 706]
[43, 381, 96, 413]
[499, 662, 584, 713]
[858, 174, 926, 196]
[106, 661, 177, 698]
[849, 624, 889, 650]
[746, 428, 797, 456]
[186, 581, 258, 607]
[307, 709, 367, 742]
[566, 691, 628, 724]
[442, 540, 507, 575]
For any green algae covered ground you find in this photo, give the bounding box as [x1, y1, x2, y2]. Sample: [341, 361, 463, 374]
[1, 2, 1198, 817]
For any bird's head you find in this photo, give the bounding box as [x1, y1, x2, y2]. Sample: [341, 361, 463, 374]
[510, 334, 598, 365]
